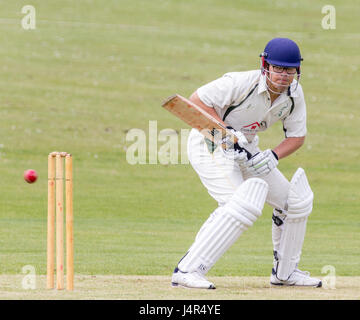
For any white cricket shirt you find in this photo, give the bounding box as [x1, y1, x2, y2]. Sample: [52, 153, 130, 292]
[197, 70, 307, 142]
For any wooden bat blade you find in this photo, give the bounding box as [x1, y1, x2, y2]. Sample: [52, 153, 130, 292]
[162, 94, 232, 142]
[162, 94, 252, 159]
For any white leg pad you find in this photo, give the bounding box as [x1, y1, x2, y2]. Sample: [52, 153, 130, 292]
[194, 208, 222, 243]
[178, 178, 268, 274]
[275, 168, 314, 281]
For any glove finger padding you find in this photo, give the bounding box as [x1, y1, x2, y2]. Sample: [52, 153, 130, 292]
[225, 126, 248, 148]
[222, 144, 248, 164]
[248, 152, 267, 167]
[245, 149, 278, 177]
[221, 127, 250, 165]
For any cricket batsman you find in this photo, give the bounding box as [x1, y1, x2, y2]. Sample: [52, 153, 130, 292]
[171, 38, 322, 289]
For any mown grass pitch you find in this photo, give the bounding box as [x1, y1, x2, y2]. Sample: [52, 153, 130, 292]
[0, 275, 359, 300]
[0, 0, 359, 299]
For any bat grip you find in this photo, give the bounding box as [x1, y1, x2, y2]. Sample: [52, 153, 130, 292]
[233, 143, 252, 160]
[225, 126, 252, 159]
[243, 148, 252, 160]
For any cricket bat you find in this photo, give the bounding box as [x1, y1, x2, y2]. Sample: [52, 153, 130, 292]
[162, 94, 252, 159]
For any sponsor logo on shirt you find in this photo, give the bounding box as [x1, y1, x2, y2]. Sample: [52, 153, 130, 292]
[244, 122, 260, 130]
[241, 121, 268, 135]
[241, 122, 261, 135]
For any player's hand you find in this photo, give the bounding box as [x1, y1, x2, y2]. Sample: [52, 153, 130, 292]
[222, 145, 248, 165]
[244, 149, 279, 177]
[222, 128, 247, 147]
[221, 127, 250, 165]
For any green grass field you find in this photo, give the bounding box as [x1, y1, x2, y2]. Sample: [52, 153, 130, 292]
[0, 0, 359, 299]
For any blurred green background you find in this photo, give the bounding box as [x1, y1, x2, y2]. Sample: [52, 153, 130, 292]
[0, 0, 358, 278]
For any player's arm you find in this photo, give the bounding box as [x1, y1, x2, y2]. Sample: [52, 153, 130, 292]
[274, 84, 307, 160]
[189, 91, 226, 127]
[273, 136, 305, 160]
[189, 91, 251, 160]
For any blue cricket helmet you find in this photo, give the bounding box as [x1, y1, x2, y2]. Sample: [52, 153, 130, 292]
[260, 38, 303, 68]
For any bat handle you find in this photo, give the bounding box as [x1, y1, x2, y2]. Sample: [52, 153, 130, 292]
[225, 126, 252, 159]
[243, 148, 252, 160]
[233, 143, 252, 160]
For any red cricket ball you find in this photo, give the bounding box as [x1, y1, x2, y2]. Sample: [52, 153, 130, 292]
[24, 169, 38, 183]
